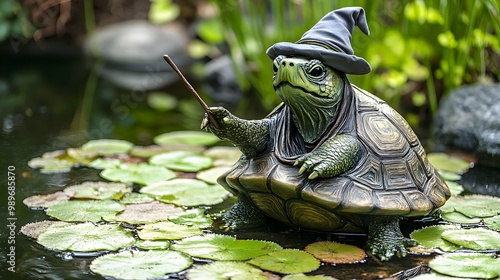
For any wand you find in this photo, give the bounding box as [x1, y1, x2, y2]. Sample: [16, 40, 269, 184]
[163, 55, 220, 129]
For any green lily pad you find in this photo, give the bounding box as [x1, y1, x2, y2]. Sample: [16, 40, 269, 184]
[438, 170, 462, 181]
[484, 215, 500, 231]
[134, 239, 170, 250]
[441, 228, 500, 250]
[119, 193, 156, 204]
[63, 181, 131, 200]
[81, 139, 134, 156]
[137, 221, 203, 240]
[412, 272, 476, 280]
[37, 223, 135, 252]
[168, 208, 213, 228]
[150, 151, 213, 172]
[196, 166, 231, 185]
[429, 253, 500, 278]
[441, 195, 500, 218]
[410, 225, 461, 252]
[90, 250, 193, 280]
[20, 220, 71, 239]
[66, 147, 98, 161]
[441, 211, 481, 224]
[114, 201, 184, 224]
[427, 153, 471, 174]
[23, 191, 70, 208]
[141, 178, 230, 206]
[87, 158, 122, 169]
[171, 234, 282, 261]
[154, 130, 220, 146]
[304, 241, 366, 264]
[186, 261, 267, 280]
[131, 144, 204, 158]
[444, 181, 464, 196]
[100, 163, 176, 185]
[203, 146, 242, 166]
[282, 274, 339, 280]
[248, 249, 321, 274]
[27, 157, 74, 173]
[46, 200, 125, 222]
[147, 92, 178, 112]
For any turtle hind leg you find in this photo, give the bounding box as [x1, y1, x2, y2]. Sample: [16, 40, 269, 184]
[366, 216, 417, 261]
[222, 195, 270, 229]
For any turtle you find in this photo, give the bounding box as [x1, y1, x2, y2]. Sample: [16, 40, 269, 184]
[201, 8, 450, 261]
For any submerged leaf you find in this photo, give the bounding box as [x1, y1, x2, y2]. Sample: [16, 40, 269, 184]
[100, 163, 176, 185]
[427, 153, 470, 174]
[37, 223, 135, 252]
[23, 191, 70, 208]
[248, 249, 321, 274]
[187, 261, 267, 280]
[154, 130, 220, 146]
[115, 201, 184, 224]
[171, 234, 282, 261]
[90, 250, 192, 280]
[410, 225, 461, 252]
[168, 208, 213, 228]
[304, 241, 366, 264]
[63, 181, 131, 200]
[441, 228, 500, 250]
[137, 221, 203, 240]
[429, 253, 500, 278]
[81, 139, 134, 156]
[150, 151, 213, 172]
[46, 200, 125, 222]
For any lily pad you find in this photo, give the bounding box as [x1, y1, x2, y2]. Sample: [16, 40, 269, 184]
[484, 215, 500, 231]
[304, 241, 366, 264]
[282, 274, 339, 280]
[81, 139, 134, 156]
[27, 157, 74, 173]
[87, 158, 122, 169]
[150, 151, 213, 172]
[429, 253, 500, 279]
[441, 228, 500, 250]
[248, 249, 321, 274]
[410, 225, 461, 252]
[37, 223, 135, 252]
[100, 163, 176, 185]
[186, 261, 267, 280]
[46, 200, 125, 222]
[131, 144, 204, 158]
[168, 208, 213, 228]
[141, 178, 230, 206]
[154, 130, 220, 146]
[137, 221, 203, 240]
[119, 193, 156, 204]
[23, 191, 70, 208]
[115, 201, 184, 224]
[427, 153, 471, 174]
[171, 234, 282, 261]
[438, 170, 462, 181]
[20, 220, 71, 239]
[196, 166, 231, 185]
[444, 181, 464, 196]
[63, 181, 131, 200]
[441, 212, 481, 224]
[203, 146, 242, 166]
[134, 239, 170, 250]
[441, 195, 500, 218]
[66, 147, 98, 161]
[90, 250, 193, 280]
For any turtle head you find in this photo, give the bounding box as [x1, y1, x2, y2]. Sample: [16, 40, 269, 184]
[272, 55, 344, 143]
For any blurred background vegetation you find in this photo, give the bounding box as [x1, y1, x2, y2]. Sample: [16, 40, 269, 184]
[0, 0, 498, 143]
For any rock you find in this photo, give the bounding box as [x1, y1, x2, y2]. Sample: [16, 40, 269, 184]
[203, 55, 243, 109]
[433, 83, 500, 166]
[85, 20, 190, 90]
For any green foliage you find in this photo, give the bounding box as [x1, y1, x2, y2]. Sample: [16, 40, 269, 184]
[0, 0, 34, 42]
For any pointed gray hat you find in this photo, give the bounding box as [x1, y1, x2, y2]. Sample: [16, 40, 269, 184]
[266, 7, 371, 75]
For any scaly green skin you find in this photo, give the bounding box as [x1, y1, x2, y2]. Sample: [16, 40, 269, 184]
[367, 216, 417, 261]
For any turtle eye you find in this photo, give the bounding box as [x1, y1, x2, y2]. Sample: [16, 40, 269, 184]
[309, 66, 324, 78]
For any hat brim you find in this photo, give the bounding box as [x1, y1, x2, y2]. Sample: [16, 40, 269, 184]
[266, 42, 371, 75]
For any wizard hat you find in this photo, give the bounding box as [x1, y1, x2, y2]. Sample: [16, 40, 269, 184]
[266, 7, 371, 75]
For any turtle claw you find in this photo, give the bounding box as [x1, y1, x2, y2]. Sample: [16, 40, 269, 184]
[308, 171, 319, 180]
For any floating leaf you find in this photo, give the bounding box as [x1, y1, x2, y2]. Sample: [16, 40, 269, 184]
[304, 241, 366, 264]
[90, 250, 192, 280]
[282, 274, 339, 280]
[154, 130, 220, 146]
[484, 215, 500, 231]
[441, 195, 500, 218]
[412, 272, 476, 280]
[141, 178, 230, 206]
[37, 223, 135, 252]
[81, 139, 134, 156]
[410, 225, 461, 252]
[23, 191, 70, 208]
[100, 163, 176, 185]
[27, 157, 74, 173]
[115, 201, 184, 224]
[20, 220, 71, 239]
[134, 239, 170, 250]
[196, 166, 231, 185]
[168, 208, 213, 228]
[171, 234, 282, 261]
[186, 261, 267, 280]
[429, 253, 500, 279]
[87, 158, 122, 169]
[119, 193, 156, 204]
[63, 181, 131, 200]
[131, 144, 204, 158]
[444, 181, 464, 196]
[427, 153, 470, 174]
[438, 170, 461, 181]
[204, 146, 242, 166]
[148, 0, 180, 24]
[66, 147, 98, 161]
[248, 249, 320, 274]
[137, 221, 203, 240]
[441, 212, 481, 224]
[147, 92, 178, 112]
[150, 151, 213, 172]
[441, 228, 500, 250]
[46, 200, 125, 222]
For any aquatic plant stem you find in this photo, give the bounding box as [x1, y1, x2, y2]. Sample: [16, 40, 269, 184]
[163, 55, 219, 129]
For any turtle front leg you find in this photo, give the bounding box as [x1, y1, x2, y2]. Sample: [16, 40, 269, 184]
[294, 134, 360, 179]
[366, 216, 417, 261]
[222, 195, 270, 229]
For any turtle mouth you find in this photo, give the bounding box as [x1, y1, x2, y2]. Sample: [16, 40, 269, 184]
[274, 82, 321, 98]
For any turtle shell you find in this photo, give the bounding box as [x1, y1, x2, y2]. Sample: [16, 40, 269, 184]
[218, 86, 450, 232]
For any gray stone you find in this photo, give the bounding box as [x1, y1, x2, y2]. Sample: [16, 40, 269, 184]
[433, 83, 500, 166]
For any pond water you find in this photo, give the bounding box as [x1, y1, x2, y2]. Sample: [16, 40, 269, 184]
[1, 55, 498, 280]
